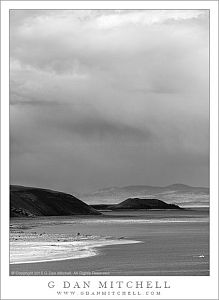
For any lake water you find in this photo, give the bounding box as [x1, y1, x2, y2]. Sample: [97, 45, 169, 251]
[10, 208, 209, 276]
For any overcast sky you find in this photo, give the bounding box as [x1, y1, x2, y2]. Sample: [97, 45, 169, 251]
[10, 10, 209, 193]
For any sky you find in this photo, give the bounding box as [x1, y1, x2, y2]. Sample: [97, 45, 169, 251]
[10, 10, 209, 193]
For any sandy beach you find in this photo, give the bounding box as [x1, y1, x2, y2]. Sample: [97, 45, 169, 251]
[10, 208, 209, 276]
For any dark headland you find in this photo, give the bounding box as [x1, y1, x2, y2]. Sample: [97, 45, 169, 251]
[10, 185, 101, 217]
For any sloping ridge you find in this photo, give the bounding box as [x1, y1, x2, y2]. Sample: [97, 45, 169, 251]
[112, 198, 181, 210]
[10, 185, 101, 217]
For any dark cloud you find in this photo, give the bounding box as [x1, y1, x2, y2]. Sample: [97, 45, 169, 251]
[50, 117, 152, 142]
[10, 10, 209, 192]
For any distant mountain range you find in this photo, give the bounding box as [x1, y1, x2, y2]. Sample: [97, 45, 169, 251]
[10, 183, 209, 217]
[80, 184, 209, 207]
[10, 185, 100, 217]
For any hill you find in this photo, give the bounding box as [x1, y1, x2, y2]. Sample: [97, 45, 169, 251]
[112, 198, 181, 210]
[91, 198, 181, 210]
[81, 184, 209, 207]
[10, 185, 101, 217]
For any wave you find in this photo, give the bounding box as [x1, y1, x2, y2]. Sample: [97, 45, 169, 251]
[10, 239, 141, 265]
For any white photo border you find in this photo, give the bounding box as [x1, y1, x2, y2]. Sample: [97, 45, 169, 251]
[1, 1, 218, 299]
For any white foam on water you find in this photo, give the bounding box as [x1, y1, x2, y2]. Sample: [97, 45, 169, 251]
[10, 239, 141, 264]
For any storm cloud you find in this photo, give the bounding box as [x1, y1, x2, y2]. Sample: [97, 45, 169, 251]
[10, 10, 209, 193]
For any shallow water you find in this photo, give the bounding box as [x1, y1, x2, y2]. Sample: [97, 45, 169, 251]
[10, 208, 209, 276]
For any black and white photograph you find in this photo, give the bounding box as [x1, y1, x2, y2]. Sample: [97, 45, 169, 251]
[9, 8, 210, 276]
[1, 1, 218, 299]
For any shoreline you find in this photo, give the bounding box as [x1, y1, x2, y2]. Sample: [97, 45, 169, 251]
[10, 237, 141, 265]
[10, 209, 209, 275]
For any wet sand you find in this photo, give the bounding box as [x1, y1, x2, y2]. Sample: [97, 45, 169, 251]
[10, 208, 209, 276]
